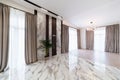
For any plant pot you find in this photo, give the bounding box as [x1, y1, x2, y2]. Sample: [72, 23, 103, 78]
[45, 55, 49, 57]
[44, 54, 49, 60]
[45, 48, 49, 57]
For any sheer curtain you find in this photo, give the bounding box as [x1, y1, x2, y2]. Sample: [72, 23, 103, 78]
[69, 28, 78, 51]
[94, 27, 105, 52]
[9, 8, 25, 80]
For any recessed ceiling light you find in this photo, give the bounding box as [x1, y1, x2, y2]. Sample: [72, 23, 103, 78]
[90, 21, 93, 24]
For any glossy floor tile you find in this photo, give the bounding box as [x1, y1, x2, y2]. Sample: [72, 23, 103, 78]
[75, 50, 120, 68]
[0, 51, 120, 80]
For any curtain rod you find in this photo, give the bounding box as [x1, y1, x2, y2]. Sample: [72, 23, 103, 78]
[0, 2, 35, 15]
[63, 24, 79, 30]
[95, 24, 119, 28]
[24, 0, 62, 18]
[69, 26, 79, 29]
[0, 2, 61, 18]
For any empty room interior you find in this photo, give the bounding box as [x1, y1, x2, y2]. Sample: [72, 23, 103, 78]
[0, 0, 120, 80]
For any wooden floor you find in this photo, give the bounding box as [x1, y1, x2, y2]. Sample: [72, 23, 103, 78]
[69, 50, 120, 69]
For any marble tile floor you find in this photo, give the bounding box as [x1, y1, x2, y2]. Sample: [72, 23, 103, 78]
[75, 50, 120, 68]
[0, 52, 120, 80]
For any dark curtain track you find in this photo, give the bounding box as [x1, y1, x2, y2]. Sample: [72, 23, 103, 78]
[52, 17, 57, 56]
[46, 15, 49, 41]
[46, 15, 50, 56]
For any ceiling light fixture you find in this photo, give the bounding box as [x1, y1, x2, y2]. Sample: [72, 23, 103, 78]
[90, 21, 93, 24]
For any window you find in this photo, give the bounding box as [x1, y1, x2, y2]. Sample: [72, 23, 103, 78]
[9, 8, 25, 79]
[69, 28, 78, 51]
[94, 27, 106, 52]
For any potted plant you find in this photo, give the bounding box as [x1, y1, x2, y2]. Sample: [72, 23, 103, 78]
[39, 40, 52, 57]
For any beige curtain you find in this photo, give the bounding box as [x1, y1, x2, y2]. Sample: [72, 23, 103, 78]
[0, 4, 10, 72]
[77, 29, 81, 49]
[61, 25, 69, 53]
[105, 24, 119, 53]
[86, 30, 94, 50]
[119, 25, 120, 54]
[25, 13, 38, 64]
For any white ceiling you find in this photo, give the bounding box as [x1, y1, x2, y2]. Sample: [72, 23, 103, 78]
[12, 0, 120, 27]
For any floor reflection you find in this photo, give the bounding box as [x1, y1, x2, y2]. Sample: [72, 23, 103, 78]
[0, 51, 120, 80]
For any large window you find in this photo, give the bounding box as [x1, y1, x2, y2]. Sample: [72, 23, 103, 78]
[9, 8, 25, 79]
[69, 28, 78, 51]
[94, 27, 106, 52]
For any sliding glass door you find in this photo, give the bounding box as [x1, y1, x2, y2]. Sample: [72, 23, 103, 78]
[69, 28, 78, 51]
[9, 8, 25, 79]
